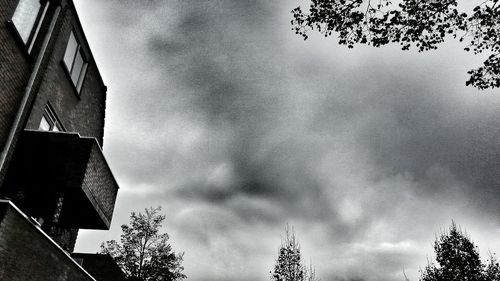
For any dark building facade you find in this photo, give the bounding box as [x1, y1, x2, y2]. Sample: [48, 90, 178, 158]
[0, 0, 123, 280]
[72, 253, 128, 281]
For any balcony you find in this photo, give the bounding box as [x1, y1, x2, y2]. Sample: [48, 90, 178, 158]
[72, 253, 127, 281]
[0, 200, 96, 281]
[2, 130, 119, 230]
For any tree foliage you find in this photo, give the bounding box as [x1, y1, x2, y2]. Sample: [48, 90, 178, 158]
[100, 207, 186, 281]
[271, 225, 319, 281]
[416, 222, 500, 281]
[292, 0, 500, 89]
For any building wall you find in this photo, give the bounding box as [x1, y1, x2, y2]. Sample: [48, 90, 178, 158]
[0, 201, 95, 281]
[0, 0, 31, 150]
[24, 0, 107, 146]
[0, 0, 107, 186]
[0, 0, 111, 252]
[20, 1, 108, 251]
[72, 253, 127, 281]
[84, 143, 118, 224]
[0, 0, 118, 278]
[0, 0, 36, 185]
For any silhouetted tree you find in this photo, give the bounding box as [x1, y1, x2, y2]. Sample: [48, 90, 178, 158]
[484, 255, 500, 281]
[271, 225, 319, 281]
[305, 262, 319, 281]
[100, 207, 186, 281]
[292, 0, 500, 89]
[415, 221, 500, 281]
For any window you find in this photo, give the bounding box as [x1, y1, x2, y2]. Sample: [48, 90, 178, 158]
[11, 0, 49, 53]
[39, 105, 63, 132]
[63, 30, 88, 93]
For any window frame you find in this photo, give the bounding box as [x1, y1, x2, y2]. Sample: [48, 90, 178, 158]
[9, 0, 50, 55]
[38, 104, 64, 132]
[62, 29, 88, 96]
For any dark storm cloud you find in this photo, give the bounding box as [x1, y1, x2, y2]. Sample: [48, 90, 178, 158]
[358, 70, 500, 212]
[145, 1, 282, 125]
[74, 1, 500, 281]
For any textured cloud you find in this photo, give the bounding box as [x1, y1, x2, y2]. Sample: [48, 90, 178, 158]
[74, 1, 500, 281]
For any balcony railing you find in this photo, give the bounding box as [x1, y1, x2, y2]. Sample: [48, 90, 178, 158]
[0, 200, 97, 281]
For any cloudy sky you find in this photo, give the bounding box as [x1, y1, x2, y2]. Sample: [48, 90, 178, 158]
[72, 1, 500, 281]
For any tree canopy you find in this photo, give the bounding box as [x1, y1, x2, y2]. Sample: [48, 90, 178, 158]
[271, 225, 319, 281]
[415, 222, 500, 281]
[100, 206, 186, 281]
[292, 0, 500, 89]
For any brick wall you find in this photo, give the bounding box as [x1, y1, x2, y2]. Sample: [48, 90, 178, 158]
[0, 0, 64, 185]
[1, 0, 110, 247]
[0, 0, 108, 187]
[24, 1, 107, 146]
[0, 0, 34, 185]
[0, 0, 31, 150]
[0, 201, 95, 281]
[83, 143, 118, 225]
[72, 253, 127, 281]
[20, 1, 109, 250]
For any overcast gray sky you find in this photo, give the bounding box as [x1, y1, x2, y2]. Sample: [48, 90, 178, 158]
[72, 1, 500, 281]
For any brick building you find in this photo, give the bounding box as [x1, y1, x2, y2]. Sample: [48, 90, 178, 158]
[72, 253, 127, 281]
[0, 0, 123, 280]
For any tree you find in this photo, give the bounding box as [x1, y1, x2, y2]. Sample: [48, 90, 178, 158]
[100, 207, 186, 281]
[271, 225, 320, 281]
[305, 263, 319, 281]
[291, 0, 500, 89]
[414, 221, 500, 281]
[484, 256, 500, 281]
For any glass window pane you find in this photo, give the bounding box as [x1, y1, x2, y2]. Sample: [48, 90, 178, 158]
[27, 2, 49, 53]
[71, 49, 84, 85]
[12, 0, 41, 43]
[39, 115, 51, 131]
[52, 123, 61, 132]
[63, 32, 78, 70]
